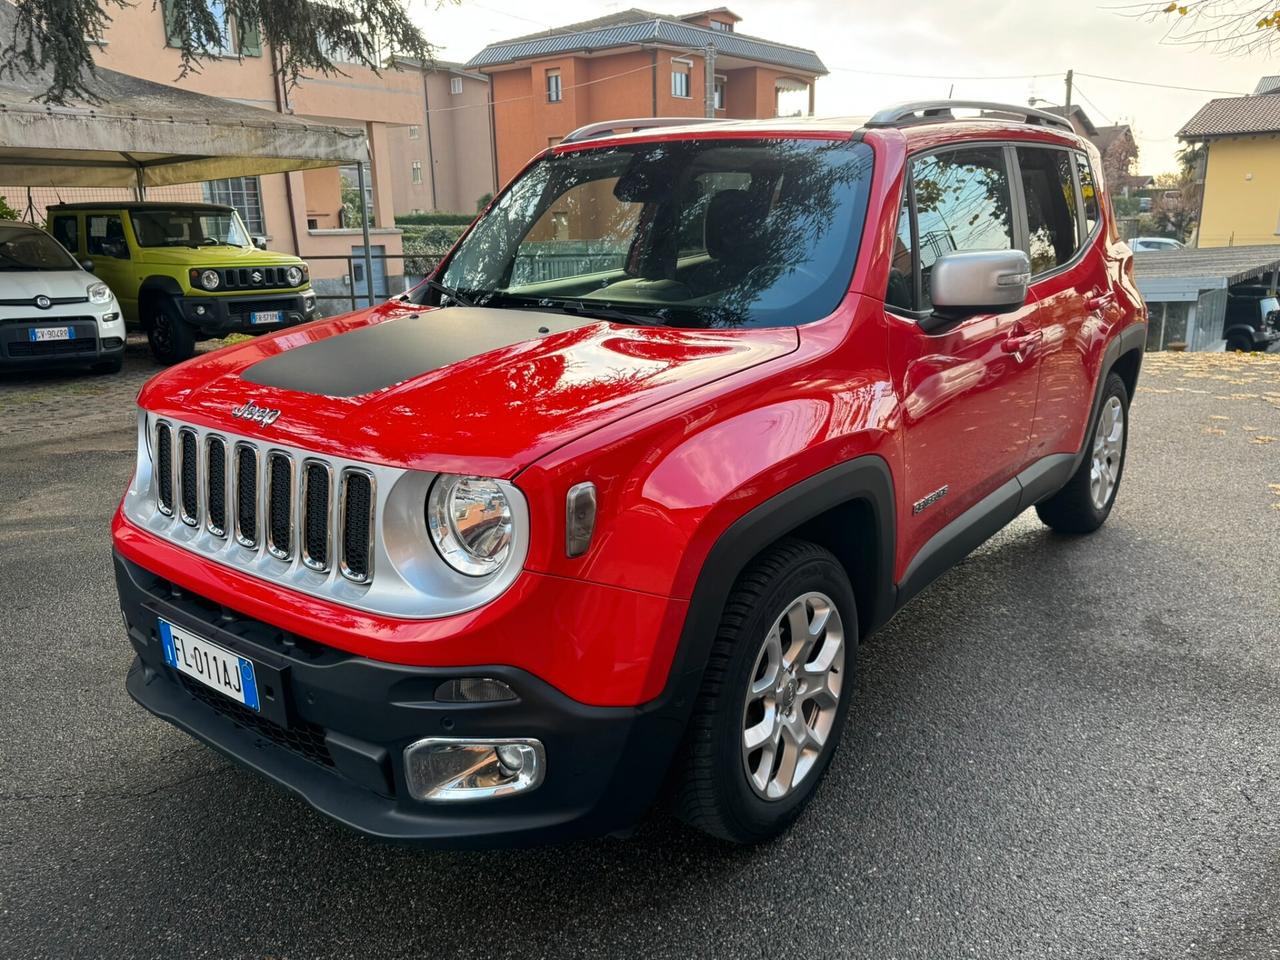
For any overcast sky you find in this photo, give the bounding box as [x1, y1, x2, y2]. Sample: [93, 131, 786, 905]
[407, 0, 1276, 173]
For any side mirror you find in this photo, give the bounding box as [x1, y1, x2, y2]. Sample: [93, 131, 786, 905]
[252, 236, 268, 250]
[79, 258, 95, 273]
[921, 249, 1031, 332]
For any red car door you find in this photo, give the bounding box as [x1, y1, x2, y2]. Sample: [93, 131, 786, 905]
[1015, 145, 1107, 461]
[885, 144, 1041, 567]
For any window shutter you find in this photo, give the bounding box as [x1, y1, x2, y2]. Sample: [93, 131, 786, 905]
[239, 15, 262, 56]
[161, 0, 184, 47]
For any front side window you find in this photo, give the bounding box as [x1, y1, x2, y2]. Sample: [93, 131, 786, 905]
[0, 225, 80, 272]
[885, 186, 916, 311]
[129, 208, 250, 248]
[911, 147, 1014, 310]
[1017, 147, 1080, 274]
[546, 69, 562, 103]
[87, 215, 130, 259]
[435, 137, 875, 329]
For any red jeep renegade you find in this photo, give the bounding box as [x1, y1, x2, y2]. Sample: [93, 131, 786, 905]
[114, 102, 1146, 846]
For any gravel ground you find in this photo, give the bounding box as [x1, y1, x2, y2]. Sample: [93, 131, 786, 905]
[1, 350, 1279, 959]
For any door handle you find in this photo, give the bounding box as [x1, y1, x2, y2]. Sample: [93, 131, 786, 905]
[1001, 331, 1041, 363]
[1086, 291, 1115, 311]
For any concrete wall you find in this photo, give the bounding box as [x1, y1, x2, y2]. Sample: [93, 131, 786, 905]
[1198, 135, 1280, 248]
[386, 70, 495, 216]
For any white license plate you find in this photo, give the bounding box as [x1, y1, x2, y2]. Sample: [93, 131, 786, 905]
[29, 326, 74, 342]
[250, 310, 283, 326]
[159, 618, 260, 711]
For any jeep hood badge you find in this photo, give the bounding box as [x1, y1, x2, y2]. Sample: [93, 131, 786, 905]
[230, 400, 281, 426]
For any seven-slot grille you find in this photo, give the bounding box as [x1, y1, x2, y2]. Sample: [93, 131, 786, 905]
[212, 266, 297, 291]
[152, 419, 373, 585]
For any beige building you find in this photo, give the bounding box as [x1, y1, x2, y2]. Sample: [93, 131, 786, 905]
[387, 59, 496, 216]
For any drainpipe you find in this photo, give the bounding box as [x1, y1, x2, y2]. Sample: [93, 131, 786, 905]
[651, 48, 658, 116]
[486, 75, 499, 196]
[270, 46, 302, 257]
[422, 66, 439, 211]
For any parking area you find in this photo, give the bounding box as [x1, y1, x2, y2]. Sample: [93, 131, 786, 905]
[3, 351, 1280, 959]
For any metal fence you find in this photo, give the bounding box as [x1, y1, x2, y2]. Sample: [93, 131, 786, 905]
[304, 251, 441, 316]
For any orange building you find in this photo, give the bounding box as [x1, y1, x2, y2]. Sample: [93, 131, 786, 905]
[466, 8, 828, 185]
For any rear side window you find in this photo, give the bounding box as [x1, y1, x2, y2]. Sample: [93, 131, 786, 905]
[1074, 153, 1099, 234]
[1017, 147, 1080, 274]
[51, 216, 79, 255]
[911, 147, 1014, 311]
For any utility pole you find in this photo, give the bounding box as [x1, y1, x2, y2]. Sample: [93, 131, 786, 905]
[1064, 69, 1073, 111]
[703, 44, 717, 118]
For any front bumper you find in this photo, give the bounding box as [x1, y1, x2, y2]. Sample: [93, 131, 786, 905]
[0, 313, 126, 370]
[177, 290, 317, 336]
[116, 551, 687, 846]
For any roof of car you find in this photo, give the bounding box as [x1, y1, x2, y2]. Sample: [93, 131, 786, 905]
[47, 201, 235, 213]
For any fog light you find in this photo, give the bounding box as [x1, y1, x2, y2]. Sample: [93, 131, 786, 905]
[435, 677, 516, 703]
[404, 737, 544, 803]
[194, 305, 207, 316]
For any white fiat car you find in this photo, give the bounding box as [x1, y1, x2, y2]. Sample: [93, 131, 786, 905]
[0, 220, 126, 373]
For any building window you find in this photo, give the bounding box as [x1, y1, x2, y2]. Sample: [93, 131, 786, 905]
[546, 69, 562, 103]
[204, 176, 265, 235]
[709, 20, 732, 32]
[714, 78, 725, 111]
[411, 160, 423, 184]
[672, 59, 691, 99]
[408, 125, 419, 139]
[450, 76, 463, 95]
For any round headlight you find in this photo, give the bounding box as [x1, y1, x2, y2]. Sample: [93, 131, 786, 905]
[87, 281, 112, 304]
[426, 475, 514, 576]
[286, 265, 304, 287]
[199, 269, 221, 290]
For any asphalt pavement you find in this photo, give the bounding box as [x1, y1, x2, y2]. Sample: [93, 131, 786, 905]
[2, 350, 1279, 959]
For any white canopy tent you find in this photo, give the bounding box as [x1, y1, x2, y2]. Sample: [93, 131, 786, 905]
[0, 2, 378, 297]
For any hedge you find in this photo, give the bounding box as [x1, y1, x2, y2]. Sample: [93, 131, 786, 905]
[395, 212, 475, 226]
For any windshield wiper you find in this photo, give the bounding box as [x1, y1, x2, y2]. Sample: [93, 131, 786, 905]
[480, 293, 667, 327]
[422, 278, 476, 307]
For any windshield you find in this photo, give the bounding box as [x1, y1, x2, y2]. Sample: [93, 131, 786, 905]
[0, 225, 80, 272]
[430, 138, 874, 328]
[128, 208, 250, 248]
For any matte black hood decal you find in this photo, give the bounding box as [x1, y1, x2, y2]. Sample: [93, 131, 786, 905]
[240, 307, 594, 397]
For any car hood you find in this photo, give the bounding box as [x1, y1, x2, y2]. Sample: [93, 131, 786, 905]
[133, 247, 303, 267]
[0, 268, 96, 301]
[137, 301, 799, 476]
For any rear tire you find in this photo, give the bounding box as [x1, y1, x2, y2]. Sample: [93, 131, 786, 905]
[146, 297, 196, 364]
[675, 539, 857, 844]
[1226, 334, 1253, 353]
[1036, 372, 1130, 534]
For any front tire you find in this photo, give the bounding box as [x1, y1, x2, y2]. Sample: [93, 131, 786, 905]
[1036, 372, 1130, 534]
[146, 297, 196, 365]
[675, 539, 857, 844]
[1227, 334, 1253, 353]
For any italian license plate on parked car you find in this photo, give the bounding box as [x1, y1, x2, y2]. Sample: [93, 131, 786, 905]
[250, 310, 282, 326]
[158, 618, 260, 710]
[29, 327, 74, 342]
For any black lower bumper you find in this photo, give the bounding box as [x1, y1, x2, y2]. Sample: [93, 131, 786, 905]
[0, 317, 125, 371]
[115, 552, 688, 847]
[176, 291, 317, 337]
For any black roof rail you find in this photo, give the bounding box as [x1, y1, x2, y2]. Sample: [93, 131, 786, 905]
[560, 116, 733, 144]
[866, 100, 1075, 132]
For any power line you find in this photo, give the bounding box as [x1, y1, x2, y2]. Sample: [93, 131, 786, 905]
[1074, 71, 1247, 96]
[827, 65, 1055, 82]
[1070, 82, 1114, 126]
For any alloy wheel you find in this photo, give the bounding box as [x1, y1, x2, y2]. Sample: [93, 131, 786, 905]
[741, 591, 845, 800]
[1090, 395, 1125, 510]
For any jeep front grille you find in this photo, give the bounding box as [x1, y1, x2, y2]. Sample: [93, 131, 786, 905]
[146, 418, 373, 587]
